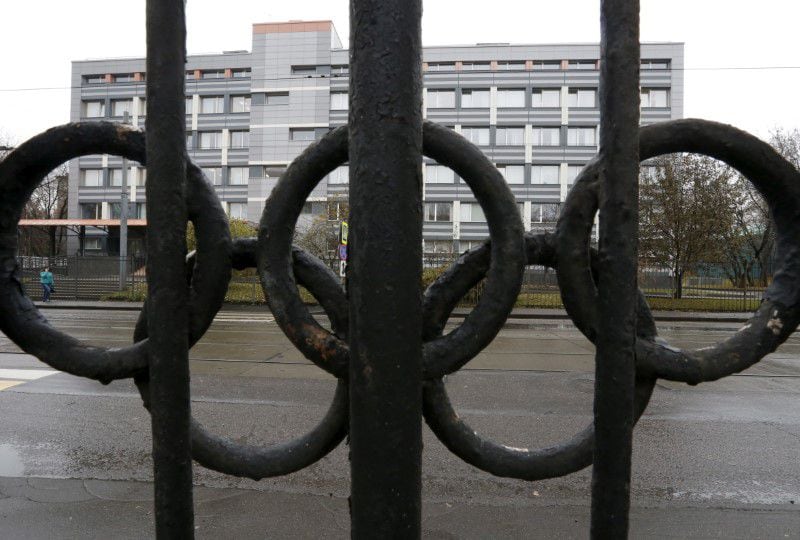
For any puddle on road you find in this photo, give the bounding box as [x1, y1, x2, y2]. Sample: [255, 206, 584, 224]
[0, 444, 24, 476]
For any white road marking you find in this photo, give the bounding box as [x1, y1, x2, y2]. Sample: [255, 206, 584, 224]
[0, 368, 59, 381]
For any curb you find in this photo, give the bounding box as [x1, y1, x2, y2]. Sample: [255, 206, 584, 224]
[35, 302, 750, 324]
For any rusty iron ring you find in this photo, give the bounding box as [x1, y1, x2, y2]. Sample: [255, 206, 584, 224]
[258, 121, 525, 379]
[557, 119, 800, 384]
[0, 122, 231, 383]
[421, 232, 657, 479]
[134, 238, 348, 479]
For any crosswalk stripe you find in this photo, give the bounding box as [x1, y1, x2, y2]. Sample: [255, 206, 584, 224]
[0, 368, 59, 381]
[0, 380, 24, 391]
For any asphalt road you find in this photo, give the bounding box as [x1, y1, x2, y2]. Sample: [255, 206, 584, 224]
[0, 307, 799, 538]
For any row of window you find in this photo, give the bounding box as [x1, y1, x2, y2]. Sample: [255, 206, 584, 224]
[80, 202, 147, 220]
[299, 59, 670, 76]
[83, 69, 251, 85]
[187, 130, 250, 149]
[81, 95, 251, 118]
[423, 201, 561, 223]
[326, 164, 584, 186]
[422, 87, 668, 109]
[80, 169, 146, 188]
[80, 165, 250, 187]
[455, 126, 596, 147]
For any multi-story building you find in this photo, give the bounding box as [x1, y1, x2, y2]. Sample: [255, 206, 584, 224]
[68, 20, 683, 256]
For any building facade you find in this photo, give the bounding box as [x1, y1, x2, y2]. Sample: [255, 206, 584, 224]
[68, 20, 683, 256]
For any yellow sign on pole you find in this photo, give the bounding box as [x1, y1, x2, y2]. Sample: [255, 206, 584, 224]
[340, 220, 349, 246]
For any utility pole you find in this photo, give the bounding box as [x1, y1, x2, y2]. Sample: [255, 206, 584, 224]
[119, 111, 130, 290]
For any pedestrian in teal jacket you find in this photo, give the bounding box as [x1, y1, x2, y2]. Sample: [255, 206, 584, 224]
[40, 267, 54, 302]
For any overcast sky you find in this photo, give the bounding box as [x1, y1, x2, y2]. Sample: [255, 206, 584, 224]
[1, 0, 798, 145]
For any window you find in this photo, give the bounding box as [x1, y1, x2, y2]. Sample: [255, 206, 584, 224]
[497, 61, 525, 71]
[230, 131, 249, 148]
[496, 127, 524, 146]
[461, 127, 490, 146]
[186, 133, 194, 148]
[83, 74, 105, 84]
[84, 237, 103, 250]
[568, 89, 596, 108]
[230, 95, 251, 113]
[185, 70, 195, 80]
[80, 169, 103, 187]
[641, 59, 670, 70]
[185, 96, 194, 114]
[460, 203, 486, 223]
[426, 164, 455, 183]
[531, 165, 560, 184]
[200, 96, 224, 114]
[291, 65, 317, 76]
[228, 202, 247, 220]
[567, 127, 597, 146]
[229, 167, 249, 185]
[497, 165, 525, 184]
[199, 131, 222, 149]
[568, 60, 596, 70]
[461, 89, 490, 108]
[461, 62, 490, 71]
[427, 62, 455, 72]
[424, 202, 452, 222]
[136, 168, 147, 186]
[265, 92, 289, 105]
[531, 203, 561, 223]
[109, 168, 124, 187]
[532, 89, 560, 108]
[114, 73, 135, 83]
[532, 61, 560, 70]
[424, 240, 454, 255]
[531, 127, 561, 146]
[290, 128, 316, 142]
[111, 99, 132, 117]
[110, 202, 145, 219]
[567, 164, 584, 184]
[331, 93, 348, 110]
[80, 203, 101, 219]
[331, 65, 349, 75]
[201, 70, 224, 79]
[232, 68, 251, 78]
[328, 166, 349, 184]
[301, 202, 313, 215]
[427, 89, 455, 108]
[640, 88, 669, 108]
[201, 167, 222, 185]
[83, 100, 105, 117]
[497, 89, 525, 108]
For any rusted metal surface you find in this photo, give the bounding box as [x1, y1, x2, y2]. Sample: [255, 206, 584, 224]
[2, 1, 800, 538]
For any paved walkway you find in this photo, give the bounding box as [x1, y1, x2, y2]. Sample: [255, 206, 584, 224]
[32, 299, 753, 323]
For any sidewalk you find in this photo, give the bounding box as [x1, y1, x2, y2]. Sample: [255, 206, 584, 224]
[33, 300, 753, 323]
[0, 477, 795, 539]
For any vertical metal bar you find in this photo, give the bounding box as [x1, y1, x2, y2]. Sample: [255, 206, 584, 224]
[145, 1, 194, 537]
[119, 111, 130, 291]
[348, 0, 423, 537]
[592, 0, 640, 537]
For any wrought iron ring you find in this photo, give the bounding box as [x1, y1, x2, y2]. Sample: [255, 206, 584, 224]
[421, 232, 657, 480]
[258, 121, 525, 379]
[0, 122, 231, 383]
[133, 238, 348, 479]
[557, 118, 800, 385]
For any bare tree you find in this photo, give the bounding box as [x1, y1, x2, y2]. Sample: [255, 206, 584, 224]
[639, 153, 736, 298]
[295, 196, 349, 269]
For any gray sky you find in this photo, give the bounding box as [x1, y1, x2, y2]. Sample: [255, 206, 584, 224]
[1, 0, 799, 144]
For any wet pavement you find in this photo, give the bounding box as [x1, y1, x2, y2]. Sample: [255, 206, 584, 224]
[0, 307, 798, 538]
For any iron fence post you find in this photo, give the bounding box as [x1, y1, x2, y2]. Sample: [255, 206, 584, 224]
[348, 0, 424, 536]
[145, 1, 194, 536]
[592, 0, 641, 537]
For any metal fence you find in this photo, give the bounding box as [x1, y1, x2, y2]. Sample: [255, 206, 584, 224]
[17, 255, 146, 301]
[2, 1, 800, 538]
